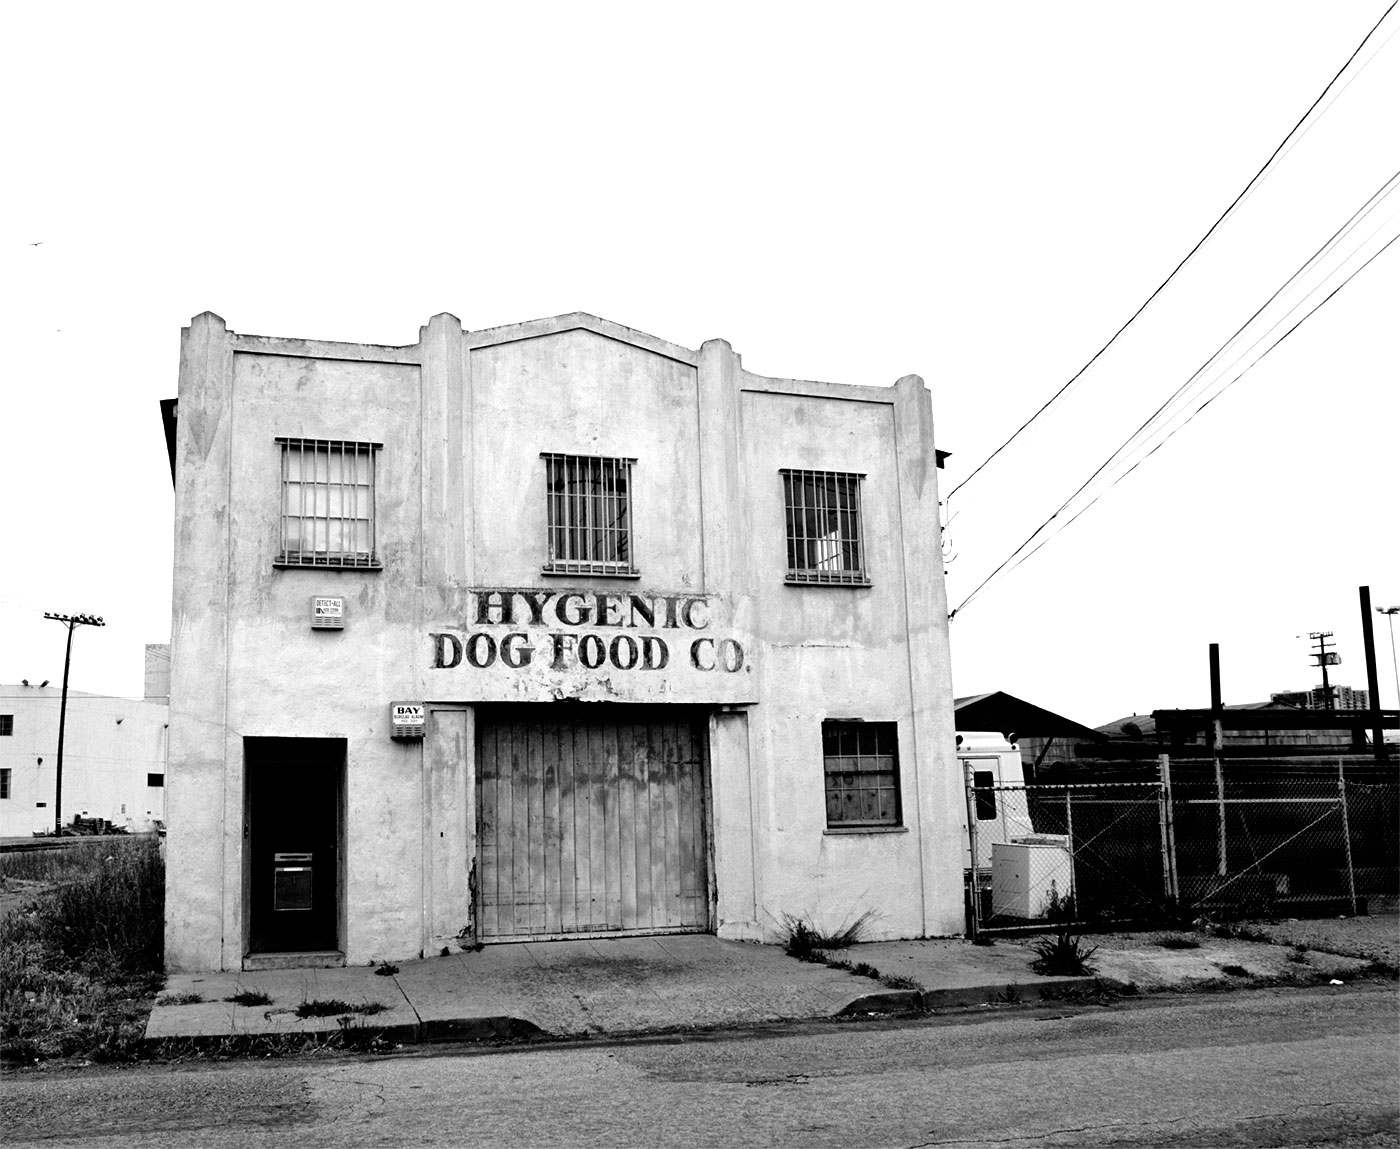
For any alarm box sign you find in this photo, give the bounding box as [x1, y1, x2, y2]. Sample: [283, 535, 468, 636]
[311, 596, 345, 629]
[390, 702, 425, 739]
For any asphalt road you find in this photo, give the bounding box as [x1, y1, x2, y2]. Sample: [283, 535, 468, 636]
[4, 984, 1397, 1148]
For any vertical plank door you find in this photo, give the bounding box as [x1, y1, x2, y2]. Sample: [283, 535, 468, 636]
[476, 706, 710, 941]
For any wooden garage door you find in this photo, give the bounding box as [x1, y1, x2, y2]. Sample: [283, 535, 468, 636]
[476, 707, 710, 941]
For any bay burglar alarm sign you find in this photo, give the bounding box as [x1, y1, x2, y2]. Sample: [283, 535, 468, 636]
[390, 702, 425, 739]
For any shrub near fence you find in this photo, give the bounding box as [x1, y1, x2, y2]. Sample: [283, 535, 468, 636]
[966, 756, 1399, 935]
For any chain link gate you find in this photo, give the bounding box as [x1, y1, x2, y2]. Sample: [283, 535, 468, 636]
[965, 776, 1171, 935]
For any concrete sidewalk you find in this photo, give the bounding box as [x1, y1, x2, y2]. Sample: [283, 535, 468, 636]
[145, 916, 1397, 1047]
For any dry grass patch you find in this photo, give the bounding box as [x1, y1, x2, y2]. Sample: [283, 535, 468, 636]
[1, 838, 164, 1064]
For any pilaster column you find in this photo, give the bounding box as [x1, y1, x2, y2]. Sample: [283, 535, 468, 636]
[419, 313, 468, 587]
[166, 312, 236, 971]
[696, 339, 745, 596]
[892, 374, 963, 937]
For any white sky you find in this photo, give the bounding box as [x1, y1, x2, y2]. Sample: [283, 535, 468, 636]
[2, 2, 1397, 727]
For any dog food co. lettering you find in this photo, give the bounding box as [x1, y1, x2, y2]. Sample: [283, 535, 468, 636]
[430, 589, 745, 674]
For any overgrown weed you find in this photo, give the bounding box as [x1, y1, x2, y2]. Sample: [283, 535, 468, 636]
[225, 990, 273, 1007]
[149, 1028, 397, 1062]
[779, 910, 874, 961]
[1, 837, 164, 1064]
[295, 998, 390, 1019]
[778, 911, 924, 995]
[0, 842, 124, 885]
[1206, 921, 1273, 944]
[1029, 930, 1099, 976]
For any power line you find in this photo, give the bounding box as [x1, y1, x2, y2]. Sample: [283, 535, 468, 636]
[1035, 170, 1399, 515]
[946, 0, 1398, 503]
[950, 171, 1398, 619]
[949, 226, 1399, 619]
[1095, 189, 1399, 483]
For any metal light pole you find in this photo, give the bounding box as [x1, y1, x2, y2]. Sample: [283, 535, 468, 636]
[1379, 606, 1400, 710]
[43, 612, 105, 835]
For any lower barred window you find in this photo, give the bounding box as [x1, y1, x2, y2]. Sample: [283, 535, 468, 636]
[823, 720, 901, 827]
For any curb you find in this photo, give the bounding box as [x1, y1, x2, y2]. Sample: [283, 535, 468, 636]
[418, 1016, 548, 1043]
[836, 978, 1102, 1016]
[142, 980, 1113, 1051]
[919, 977, 1099, 1009]
[835, 989, 923, 1016]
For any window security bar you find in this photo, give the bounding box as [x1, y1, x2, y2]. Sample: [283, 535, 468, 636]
[781, 469, 868, 585]
[542, 453, 637, 576]
[275, 438, 382, 569]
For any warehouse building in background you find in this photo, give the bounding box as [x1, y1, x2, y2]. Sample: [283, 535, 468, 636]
[162, 311, 960, 972]
[0, 646, 169, 838]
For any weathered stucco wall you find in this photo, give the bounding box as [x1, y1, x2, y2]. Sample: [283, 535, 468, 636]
[165, 311, 960, 971]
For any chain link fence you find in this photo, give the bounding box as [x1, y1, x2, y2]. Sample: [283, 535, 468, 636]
[966, 756, 1398, 935]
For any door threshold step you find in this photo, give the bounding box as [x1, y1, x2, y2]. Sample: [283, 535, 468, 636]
[243, 950, 346, 971]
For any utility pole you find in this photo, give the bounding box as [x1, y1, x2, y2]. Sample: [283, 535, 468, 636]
[1208, 643, 1226, 878]
[1359, 587, 1384, 761]
[1308, 631, 1339, 711]
[43, 612, 105, 836]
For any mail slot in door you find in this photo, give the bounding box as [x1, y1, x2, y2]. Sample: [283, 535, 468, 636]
[273, 852, 314, 912]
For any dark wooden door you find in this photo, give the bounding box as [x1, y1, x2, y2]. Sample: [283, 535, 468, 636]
[476, 707, 710, 940]
[247, 742, 341, 954]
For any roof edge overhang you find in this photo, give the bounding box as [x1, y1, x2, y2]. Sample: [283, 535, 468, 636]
[953, 690, 1102, 741]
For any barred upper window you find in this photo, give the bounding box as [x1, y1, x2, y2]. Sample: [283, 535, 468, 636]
[0, 714, 12, 736]
[275, 439, 382, 569]
[781, 469, 868, 585]
[542, 453, 637, 576]
[823, 721, 901, 827]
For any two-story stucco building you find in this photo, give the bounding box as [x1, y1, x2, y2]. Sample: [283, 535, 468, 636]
[163, 311, 962, 972]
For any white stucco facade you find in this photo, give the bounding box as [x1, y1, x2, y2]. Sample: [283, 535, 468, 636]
[164, 311, 962, 972]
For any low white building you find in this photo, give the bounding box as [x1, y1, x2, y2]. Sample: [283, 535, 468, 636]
[0, 647, 169, 837]
[163, 311, 962, 972]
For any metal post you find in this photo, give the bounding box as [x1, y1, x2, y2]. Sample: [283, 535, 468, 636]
[1210, 643, 1227, 878]
[1159, 766, 1170, 901]
[963, 761, 981, 938]
[1338, 758, 1358, 915]
[1158, 753, 1180, 903]
[1064, 789, 1075, 913]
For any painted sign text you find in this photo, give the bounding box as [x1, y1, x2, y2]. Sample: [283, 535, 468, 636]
[430, 589, 746, 675]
